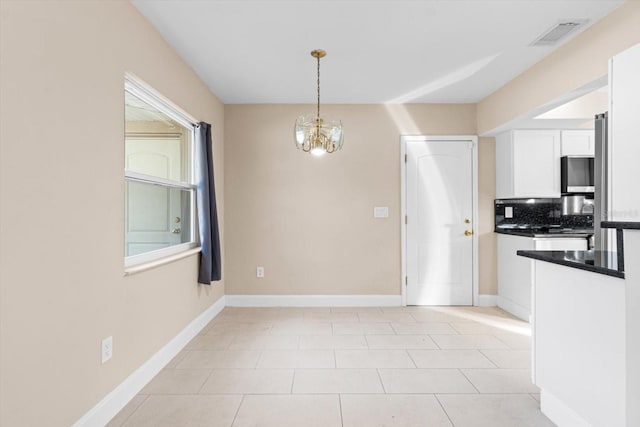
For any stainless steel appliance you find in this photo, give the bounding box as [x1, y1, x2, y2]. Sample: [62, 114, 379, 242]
[561, 195, 594, 216]
[561, 156, 595, 194]
[594, 112, 609, 251]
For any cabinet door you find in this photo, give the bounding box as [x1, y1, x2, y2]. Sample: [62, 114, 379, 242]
[497, 234, 534, 321]
[533, 238, 588, 251]
[561, 130, 594, 156]
[513, 130, 561, 198]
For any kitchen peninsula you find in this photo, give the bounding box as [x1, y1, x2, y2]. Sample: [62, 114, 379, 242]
[513, 42, 640, 427]
[517, 222, 639, 427]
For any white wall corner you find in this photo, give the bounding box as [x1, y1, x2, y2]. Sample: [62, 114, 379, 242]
[73, 295, 226, 427]
[475, 294, 498, 307]
[225, 294, 402, 307]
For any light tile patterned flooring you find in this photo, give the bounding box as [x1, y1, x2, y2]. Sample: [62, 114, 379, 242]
[108, 306, 555, 427]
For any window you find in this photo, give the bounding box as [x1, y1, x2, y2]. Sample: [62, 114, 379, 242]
[124, 76, 198, 268]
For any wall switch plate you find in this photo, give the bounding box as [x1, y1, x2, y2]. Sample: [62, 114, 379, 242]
[101, 336, 113, 364]
[374, 207, 389, 218]
[505, 206, 513, 218]
[256, 266, 264, 278]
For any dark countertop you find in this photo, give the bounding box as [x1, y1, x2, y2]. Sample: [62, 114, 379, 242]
[601, 221, 640, 230]
[517, 250, 624, 279]
[495, 229, 593, 238]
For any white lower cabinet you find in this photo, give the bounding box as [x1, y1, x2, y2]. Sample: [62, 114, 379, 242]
[497, 234, 587, 321]
[532, 261, 625, 427]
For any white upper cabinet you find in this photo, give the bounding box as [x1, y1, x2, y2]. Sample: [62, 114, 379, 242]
[561, 130, 595, 156]
[496, 130, 561, 199]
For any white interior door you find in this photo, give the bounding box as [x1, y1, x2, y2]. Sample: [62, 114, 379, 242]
[406, 139, 474, 305]
[125, 137, 184, 256]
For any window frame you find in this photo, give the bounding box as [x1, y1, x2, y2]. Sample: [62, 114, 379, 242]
[124, 74, 200, 271]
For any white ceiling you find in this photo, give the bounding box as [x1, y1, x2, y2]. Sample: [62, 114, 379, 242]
[132, 0, 623, 104]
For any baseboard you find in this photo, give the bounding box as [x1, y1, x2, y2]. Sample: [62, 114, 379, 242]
[541, 390, 591, 427]
[225, 294, 402, 307]
[475, 294, 497, 306]
[497, 296, 530, 321]
[73, 295, 226, 427]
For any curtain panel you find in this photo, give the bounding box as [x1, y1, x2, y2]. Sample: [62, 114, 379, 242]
[195, 122, 221, 284]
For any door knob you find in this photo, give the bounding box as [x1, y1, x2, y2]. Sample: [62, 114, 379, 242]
[465, 230, 473, 236]
[171, 228, 181, 234]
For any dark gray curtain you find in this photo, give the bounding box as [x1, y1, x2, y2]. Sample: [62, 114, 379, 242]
[195, 122, 221, 284]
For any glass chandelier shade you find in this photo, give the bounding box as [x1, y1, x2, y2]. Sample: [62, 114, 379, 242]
[294, 50, 344, 156]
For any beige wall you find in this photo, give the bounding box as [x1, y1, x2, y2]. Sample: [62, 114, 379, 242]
[477, 1, 640, 135]
[478, 137, 497, 295]
[225, 104, 496, 296]
[0, 2, 225, 426]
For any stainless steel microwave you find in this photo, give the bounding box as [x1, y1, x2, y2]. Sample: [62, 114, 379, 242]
[561, 156, 594, 194]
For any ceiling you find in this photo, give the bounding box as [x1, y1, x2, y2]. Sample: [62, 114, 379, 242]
[132, 0, 623, 104]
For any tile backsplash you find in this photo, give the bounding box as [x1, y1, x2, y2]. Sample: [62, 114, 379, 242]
[495, 198, 593, 230]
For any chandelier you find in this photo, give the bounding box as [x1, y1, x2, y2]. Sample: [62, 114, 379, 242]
[294, 49, 344, 156]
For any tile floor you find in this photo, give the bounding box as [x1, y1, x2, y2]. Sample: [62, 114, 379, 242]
[108, 306, 555, 427]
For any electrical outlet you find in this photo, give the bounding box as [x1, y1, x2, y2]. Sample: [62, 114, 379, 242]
[256, 266, 264, 278]
[505, 206, 513, 218]
[101, 336, 113, 364]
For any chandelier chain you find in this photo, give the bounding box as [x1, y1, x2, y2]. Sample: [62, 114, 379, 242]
[316, 54, 321, 119]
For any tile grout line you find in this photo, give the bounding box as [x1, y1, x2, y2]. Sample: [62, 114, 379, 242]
[376, 368, 387, 393]
[434, 394, 456, 427]
[254, 350, 263, 369]
[338, 393, 344, 427]
[196, 369, 215, 394]
[389, 322, 399, 335]
[477, 349, 500, 368]
[457, 368, 481, 394]
[230, 394, 245, 426]
[405, 349, 419, 368]
[429, 334, 443, 350]
[448, 322, 462, 335]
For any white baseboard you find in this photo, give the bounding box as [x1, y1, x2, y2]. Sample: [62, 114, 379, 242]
[73, 295, 226, 427]
[225, 294, 402, 307]
[475, 294, 498, 306]
[541, 390, 591, 427]
[497, 296, 530, 321]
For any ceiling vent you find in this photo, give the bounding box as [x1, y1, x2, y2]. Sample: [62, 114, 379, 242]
[530, 20, 588, 46]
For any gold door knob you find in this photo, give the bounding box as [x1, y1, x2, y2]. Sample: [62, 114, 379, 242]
[465, 230, 473, 236]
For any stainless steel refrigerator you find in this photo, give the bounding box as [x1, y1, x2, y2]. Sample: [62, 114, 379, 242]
[594, 112, 609, 251]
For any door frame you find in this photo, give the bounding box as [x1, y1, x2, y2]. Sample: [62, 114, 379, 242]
[400, 135, 479, 306]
